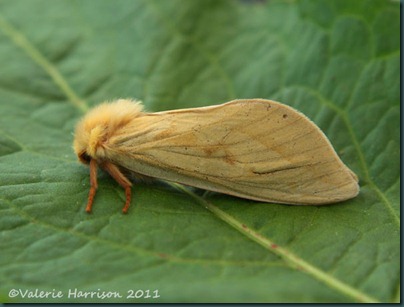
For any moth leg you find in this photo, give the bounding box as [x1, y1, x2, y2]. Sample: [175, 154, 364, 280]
[102, 161, 133, 214]
[86, 159, 98, 213]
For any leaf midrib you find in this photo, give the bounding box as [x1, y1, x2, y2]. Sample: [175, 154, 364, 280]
[171, 183, 380, 303]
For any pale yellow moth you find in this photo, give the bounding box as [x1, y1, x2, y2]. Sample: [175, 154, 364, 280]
[73, 98, 359, 213]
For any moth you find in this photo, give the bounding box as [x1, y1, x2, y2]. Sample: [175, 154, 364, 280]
[73, 99, 359, 213]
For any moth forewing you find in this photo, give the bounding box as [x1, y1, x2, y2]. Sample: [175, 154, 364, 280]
[73, 98, 359, 213]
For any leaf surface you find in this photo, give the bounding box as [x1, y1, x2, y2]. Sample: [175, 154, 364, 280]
[0, 0, 399, 303]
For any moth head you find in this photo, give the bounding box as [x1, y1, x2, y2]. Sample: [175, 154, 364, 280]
[73, 99, 144, 165]
[73, 123, 107, 164]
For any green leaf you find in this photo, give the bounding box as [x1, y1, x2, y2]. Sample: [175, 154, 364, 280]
[0, 0, 399, 303]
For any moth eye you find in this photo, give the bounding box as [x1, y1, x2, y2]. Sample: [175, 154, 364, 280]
[79, 151, 92, 164]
